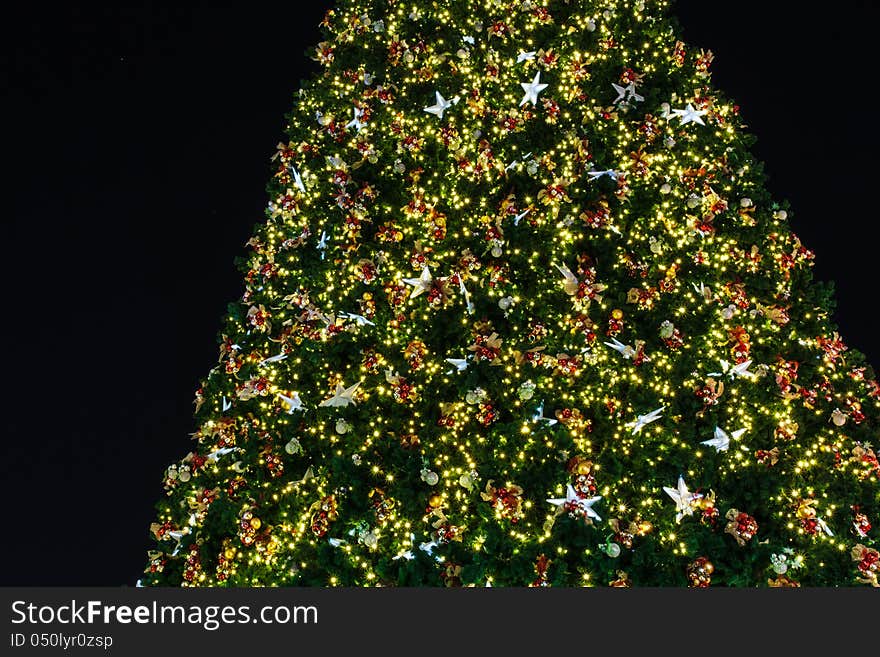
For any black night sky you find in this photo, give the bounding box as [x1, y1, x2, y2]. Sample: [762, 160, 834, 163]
[3, 1, 879, 586]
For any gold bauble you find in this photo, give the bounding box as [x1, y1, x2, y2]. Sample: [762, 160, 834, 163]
[428, 494, 443, 508]
[611, 308, 623, 320]
[250, 517, 262, 530]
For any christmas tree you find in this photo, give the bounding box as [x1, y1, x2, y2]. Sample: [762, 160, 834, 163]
[142, 0, 879, 587]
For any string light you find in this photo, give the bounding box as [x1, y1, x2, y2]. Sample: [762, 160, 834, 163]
[144, 0, 879, 588]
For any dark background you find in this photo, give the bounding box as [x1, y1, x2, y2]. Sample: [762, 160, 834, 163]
[2, 1, 878, 586]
